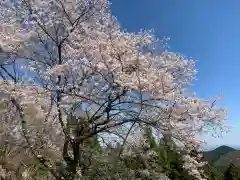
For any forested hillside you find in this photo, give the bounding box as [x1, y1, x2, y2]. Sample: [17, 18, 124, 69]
[204, 146, 236, 163]
[203, 146, 240, 180]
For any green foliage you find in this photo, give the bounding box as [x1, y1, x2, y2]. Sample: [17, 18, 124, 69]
[142, 126, 194, 180]
[143, 126, 157, 149]
[224, 163, 240, 180]
[157, 145, 194, 180]
[141, 126, 226, 180]
[85, 135, 101, 152]
[203, 162, 223, 180]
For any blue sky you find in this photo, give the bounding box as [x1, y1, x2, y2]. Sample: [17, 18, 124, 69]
[111, 0, 240, 150]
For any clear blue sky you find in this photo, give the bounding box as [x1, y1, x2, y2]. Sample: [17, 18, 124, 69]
[111, 0, 240, 150]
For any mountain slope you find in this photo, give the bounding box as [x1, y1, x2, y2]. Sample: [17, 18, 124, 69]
[215, 150, 240, 166]
[203, 145, 236, 163]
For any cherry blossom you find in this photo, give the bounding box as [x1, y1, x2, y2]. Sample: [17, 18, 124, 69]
[0, 0, 227, 179]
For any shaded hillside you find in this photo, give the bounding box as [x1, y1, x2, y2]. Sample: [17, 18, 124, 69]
[203, 145, 236, 163]
[214, 150, 240, 170]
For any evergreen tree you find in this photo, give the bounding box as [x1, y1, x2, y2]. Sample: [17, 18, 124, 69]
[143, 126, 157, 149]
[159, 145, 194, 180]
[203, 163, 223, 180]
[224, 163, 240, 180]
[143, 127, 194, 180]
[120, 126, 226, 180]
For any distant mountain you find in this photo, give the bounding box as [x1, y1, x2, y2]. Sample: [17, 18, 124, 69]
[202, 145, 240, 174]
[203, 145, 236, 163]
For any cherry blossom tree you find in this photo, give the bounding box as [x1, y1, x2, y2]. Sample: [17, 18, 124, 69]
[0, 0, 227, 179]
